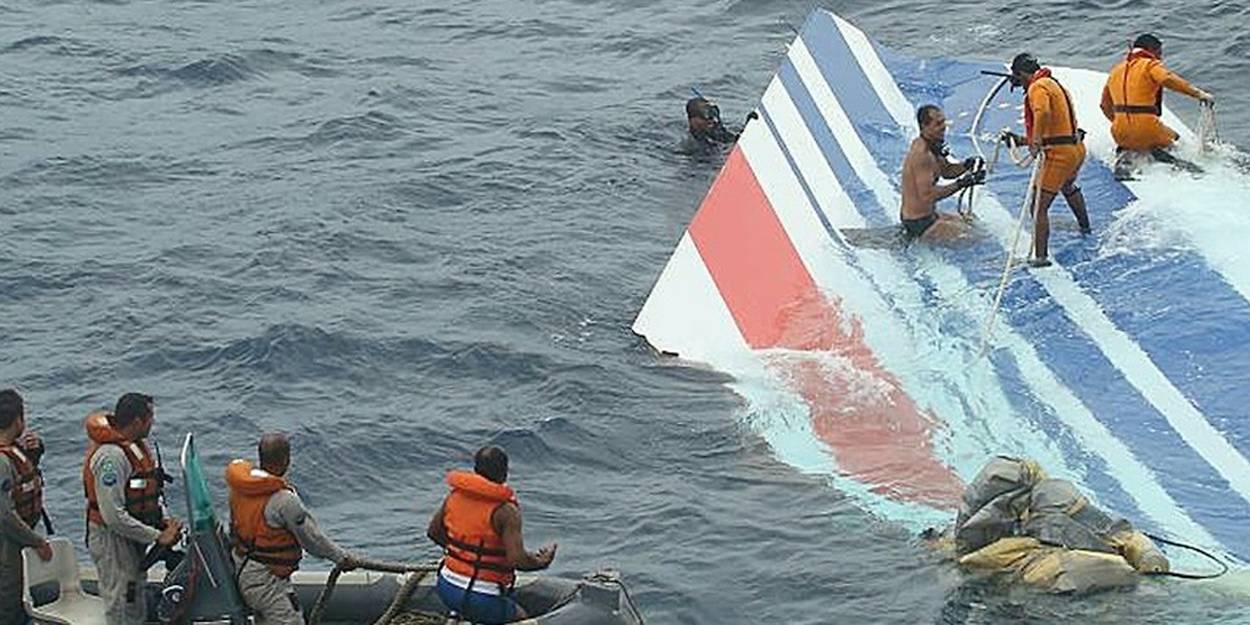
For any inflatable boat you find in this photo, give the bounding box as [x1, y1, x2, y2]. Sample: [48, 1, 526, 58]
[21, 435, 643, 625]
[635, 8, 1249, 567]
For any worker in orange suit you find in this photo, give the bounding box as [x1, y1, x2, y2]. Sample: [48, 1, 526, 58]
[1101, 33, 1214, 153]
[1002, 53, 1092, 268]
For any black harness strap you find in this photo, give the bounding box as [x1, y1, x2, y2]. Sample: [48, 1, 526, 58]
[1113, 104, 1161, 114]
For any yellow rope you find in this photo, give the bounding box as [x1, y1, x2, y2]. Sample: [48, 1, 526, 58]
[308, 559, 442, 625]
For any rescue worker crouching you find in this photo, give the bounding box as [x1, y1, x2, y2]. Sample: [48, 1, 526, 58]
[83, 393, 183, 625]
[427, 446, 557, 625]
[1, 389, 52, 625]
[1100, 33, 1214, 154]
[1002, 53, 1092, 267]
[227, 432, 361, 625]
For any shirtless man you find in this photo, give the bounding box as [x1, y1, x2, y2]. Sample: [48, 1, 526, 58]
[900, 104, 985, 243]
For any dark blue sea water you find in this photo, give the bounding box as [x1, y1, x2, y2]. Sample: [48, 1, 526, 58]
[3, 1, 1248, 623]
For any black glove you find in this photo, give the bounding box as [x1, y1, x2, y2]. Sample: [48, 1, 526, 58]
[962, 156, 985, 173]
[998, 130, 1023, 146]
[955, 169, 986, 189]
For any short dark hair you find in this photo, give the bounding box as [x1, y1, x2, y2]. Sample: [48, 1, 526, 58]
[0, 390, 23, 431]
[258, 432, 290, 470]
[916, 104, 942, 129]
[1133, 33, 1162, 52]
[474, 446, 509, 484]
[110, 392, 154, 429]
[1010, 53, 1040, 76]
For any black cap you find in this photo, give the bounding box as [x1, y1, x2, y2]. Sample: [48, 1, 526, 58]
[1010, 53, 1040, 75]
[1132, 33, 1162, 51]
[686, 97, 709, 118]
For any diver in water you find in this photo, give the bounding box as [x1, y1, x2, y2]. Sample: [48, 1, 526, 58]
[899, 104, 985, 243]
[1100, 33, 1214, 177]
[684, 96, 758, 150]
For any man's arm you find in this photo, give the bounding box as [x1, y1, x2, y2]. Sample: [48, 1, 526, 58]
[92, 447, 162, 545]
[938, 159, 966, 179]
[269, 490, 351, 566]
[426, 499, 449, 548]
[910, 153, 966, 206]
[1149, 61, 1204, 99]
[493, 503, 556, 572]
[0, 457, 44, 549]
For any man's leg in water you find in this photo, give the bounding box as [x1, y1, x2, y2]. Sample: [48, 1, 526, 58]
[921, 213, 972, 242]
[1032, 189, 1060, 266]
[1060, 179, 1090, 234]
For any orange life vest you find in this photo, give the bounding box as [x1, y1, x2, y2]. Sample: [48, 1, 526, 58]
[1, 444, 44, 528]
[82, 411, 163, 528]
[1024, 69, 1082, 147]
[1107, 48, 1165, 117]
[441, 470, 518, 587]
[225, 459, 303, 578]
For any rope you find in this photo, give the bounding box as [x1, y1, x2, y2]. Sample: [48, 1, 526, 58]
[308, 558, 441, 625]
[372, 570, 430, 625]
[1142, 532, 1230, 580]
[977, 152, 1045, 359]
[584, 572, 646, 625]
[1197, 102, 1220, 154]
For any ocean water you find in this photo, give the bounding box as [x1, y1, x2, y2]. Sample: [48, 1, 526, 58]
[2, 1, 1248, 623]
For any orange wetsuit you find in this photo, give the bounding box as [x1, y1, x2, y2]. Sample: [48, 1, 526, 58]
[1024, 69, 1085, 194]
[1100, 49, 1202, 151]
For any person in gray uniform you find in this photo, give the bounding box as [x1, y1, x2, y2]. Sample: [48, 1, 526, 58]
[83, 393, 183, 625]
[227, 433, 360, 625]
[1, 389, 52, 625]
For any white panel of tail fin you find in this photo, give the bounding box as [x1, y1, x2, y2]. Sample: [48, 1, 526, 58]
[632, 232, 746, 363]
[831, 14, 914, 133]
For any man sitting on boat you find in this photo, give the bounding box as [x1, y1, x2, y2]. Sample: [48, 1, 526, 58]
[427, 446, 557, 624]
[1101, 33, 1214, 174]
[899, 104, 985, 243]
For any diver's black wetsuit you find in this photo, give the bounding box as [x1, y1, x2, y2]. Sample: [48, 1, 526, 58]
[690, 124, 739, 145]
